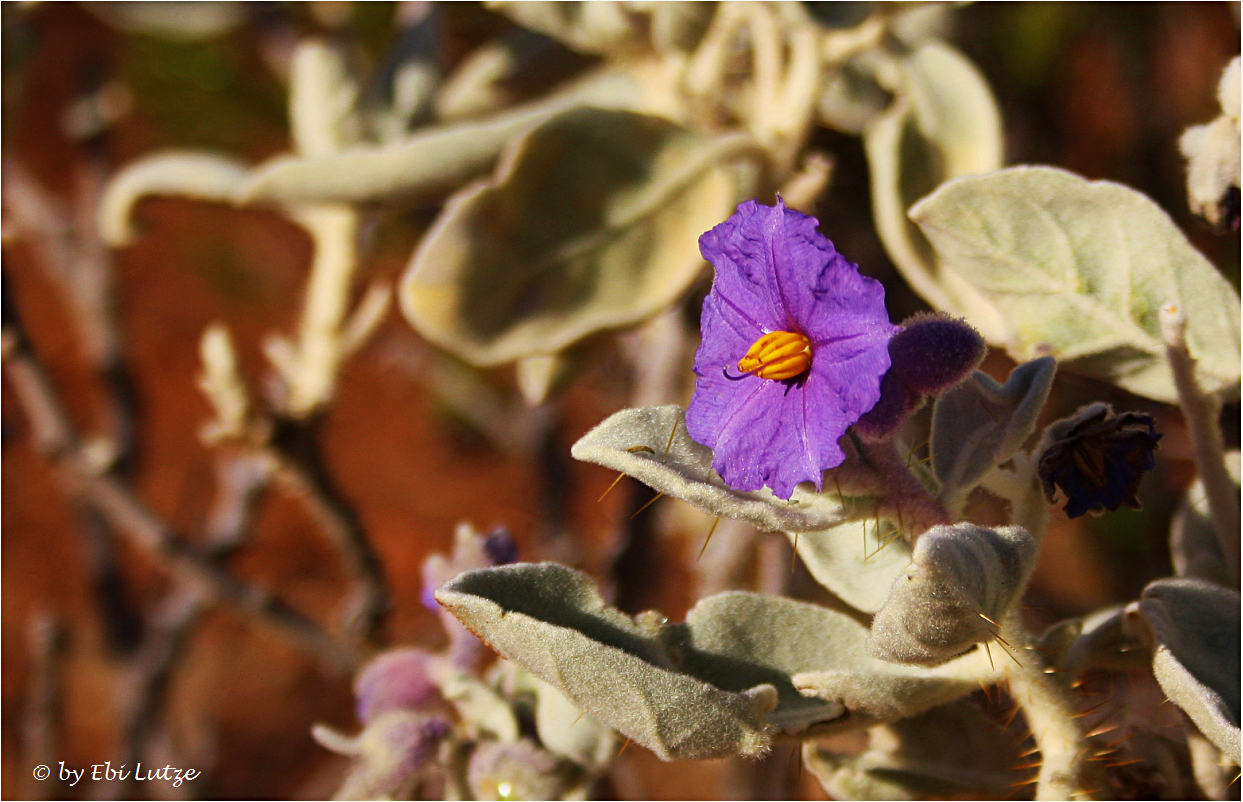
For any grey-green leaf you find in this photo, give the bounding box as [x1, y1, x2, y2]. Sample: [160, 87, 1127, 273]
[804, 701, 1025, 800]
[437, 563, 986, 761]
[436, 562, 777, 760]
[689, 592, 991, 735]
[864, 41, 1010, 344]
[399, 109, 747, 366]
[239, 70, 645, 208]
[788, 521, 913, 615]
[1171, 452, 1240, 587]
[931, 357, 1057, 507]
[910, 166, 1242, 402]
[1137, 577, 1240, 760]
[571, 406, 861, 533]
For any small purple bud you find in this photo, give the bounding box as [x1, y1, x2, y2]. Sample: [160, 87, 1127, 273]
[853, 370, 925, 441]
[354, 648, 439, 724]
[888, 313, 986, 395]
[333, 711, 451, 799]
[483, 526, 518, 566]
[468, 739, 570, 801]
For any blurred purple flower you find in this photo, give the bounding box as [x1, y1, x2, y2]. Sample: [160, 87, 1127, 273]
[687, 199, 898, 499]
[354, 648, 439, 724]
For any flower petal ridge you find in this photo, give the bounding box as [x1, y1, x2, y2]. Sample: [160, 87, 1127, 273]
[686, 199, 899, 500]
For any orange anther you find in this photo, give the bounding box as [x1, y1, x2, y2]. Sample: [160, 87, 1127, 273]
[738, 330, 812, 381]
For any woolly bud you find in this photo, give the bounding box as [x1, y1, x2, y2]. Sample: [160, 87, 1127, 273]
[853, 370, 925, 441]
[867, 524, 1037, 666]
[888, 313, 986, 395]
[354, 648, 439, 725]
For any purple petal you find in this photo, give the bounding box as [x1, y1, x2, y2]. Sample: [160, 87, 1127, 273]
[687, 199, 897, 499]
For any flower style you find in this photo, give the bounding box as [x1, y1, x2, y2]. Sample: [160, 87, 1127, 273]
[686, 199, 899, 500]
[1038, 403, 1162, 518]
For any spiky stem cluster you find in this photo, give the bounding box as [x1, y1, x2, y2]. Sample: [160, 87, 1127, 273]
[1001, 612, 1102, 800]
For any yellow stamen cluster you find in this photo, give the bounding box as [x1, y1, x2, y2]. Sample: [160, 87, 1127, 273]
[738, 330, 812, 380]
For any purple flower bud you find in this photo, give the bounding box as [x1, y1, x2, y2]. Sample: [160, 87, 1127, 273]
[334, 711, 451, 800]
[1038, 403, 1161, 519]
[887, 313, 986, 395]
[483, 526, 519, 566]
[467, 739, 571, 801]
[852, 370, 925, 441]
[354, 648, 439, 724]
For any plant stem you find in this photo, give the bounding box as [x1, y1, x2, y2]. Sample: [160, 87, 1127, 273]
[1160, 303, 1240, 585]
[1001, 613, 1101, 800]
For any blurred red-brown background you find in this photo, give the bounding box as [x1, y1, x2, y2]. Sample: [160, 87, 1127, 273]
[3, 2, 1238, 799]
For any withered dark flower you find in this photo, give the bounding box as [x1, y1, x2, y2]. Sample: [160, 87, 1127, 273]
[1037, 403, 1161, 518]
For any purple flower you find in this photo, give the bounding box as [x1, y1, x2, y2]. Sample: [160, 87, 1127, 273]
[687, 199, 898, 500]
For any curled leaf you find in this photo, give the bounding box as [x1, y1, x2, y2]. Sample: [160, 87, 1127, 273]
[803, 701, 1024, 800]
[1135, 577, 1240, 761]
[788, 520, 913, 615]
[1171, 452, 1240, 587]
[910, 166, 1242, 402]
[239, 69, 645, 207]
[571, 406, 862, 533]
[400, 108, 746, 366]
[99, 151, 249, 246]
[868, 524, 1037, 666]
[436, 562, 777, 760]
[863, 40, 1009, 343]
[930, 357, 1057, 507]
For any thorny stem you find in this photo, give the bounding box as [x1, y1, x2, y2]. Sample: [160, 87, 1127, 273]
[1001, 612, 1103, 801]
[1160, 303, 1240, 585]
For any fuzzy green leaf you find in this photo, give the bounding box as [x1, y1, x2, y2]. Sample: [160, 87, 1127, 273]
[437, 564, 769, 761]
[804, 701, 1025, 800]
[1137, 578, 1240, 760]
[864, 41, 1009, 343]
[437, 563, 987, 761]
[572, 405, 863, 533]
[787, 521, 912, 615]
[399, 109, 748, 366]
[867, 524, 1038, 667]
[910, 166, 1242, 402]
[931, 357, 1056, 506]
